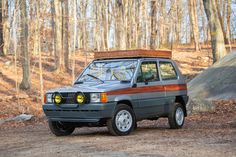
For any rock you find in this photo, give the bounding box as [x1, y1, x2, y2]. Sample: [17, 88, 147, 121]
[186, 98, 215, 114]
[188, 52, 236, 112]
[11, 114, 33, 121]
[0, 114, 34, 125]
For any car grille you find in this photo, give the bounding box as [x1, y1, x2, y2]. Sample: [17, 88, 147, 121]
[60, 92, 90, 104]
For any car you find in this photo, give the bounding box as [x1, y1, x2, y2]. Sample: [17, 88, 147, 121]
[43, 49, 188, 136]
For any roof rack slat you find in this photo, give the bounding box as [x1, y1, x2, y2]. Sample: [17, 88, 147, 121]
[94, 49, 172, 60]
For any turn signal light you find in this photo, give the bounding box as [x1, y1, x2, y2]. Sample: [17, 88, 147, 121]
[100, 93, 108, 103]
[44, 94, 47, 104]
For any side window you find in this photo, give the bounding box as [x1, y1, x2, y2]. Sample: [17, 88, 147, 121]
[137, 61, 160, 83]
[159, 61, 178, 80]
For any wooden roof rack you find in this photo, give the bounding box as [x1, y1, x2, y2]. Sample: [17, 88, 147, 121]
[94, 49, 172, 60]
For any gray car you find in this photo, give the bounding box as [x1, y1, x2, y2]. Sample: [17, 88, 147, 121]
[43, 56, 188, 136]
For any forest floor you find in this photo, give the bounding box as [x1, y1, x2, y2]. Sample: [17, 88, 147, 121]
[0, 47, 236, 157]
[0, 100, 235, 157]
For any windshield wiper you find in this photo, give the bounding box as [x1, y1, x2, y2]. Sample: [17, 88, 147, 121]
[86, 74, 104, 83]
[74, 81, 84, 85]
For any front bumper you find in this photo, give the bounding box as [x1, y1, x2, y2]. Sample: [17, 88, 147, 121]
[43, 102, 116, 123]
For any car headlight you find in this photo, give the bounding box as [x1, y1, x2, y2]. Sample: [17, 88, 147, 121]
[44, 93, 53, 104]
[90, 93, 107, 103]
[90, 93, 100, 103]
[46, 94, 53, 103]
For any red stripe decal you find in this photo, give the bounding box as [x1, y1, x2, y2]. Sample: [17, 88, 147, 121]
[107, 84, 187, 95]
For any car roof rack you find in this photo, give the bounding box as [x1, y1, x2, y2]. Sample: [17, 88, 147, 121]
[94, 49, 172, 60]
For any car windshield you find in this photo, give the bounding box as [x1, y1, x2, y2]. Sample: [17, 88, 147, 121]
[77, 60, 138, 82]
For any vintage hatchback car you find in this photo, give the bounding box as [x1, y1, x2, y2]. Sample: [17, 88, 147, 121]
[43, 49, 188, 136]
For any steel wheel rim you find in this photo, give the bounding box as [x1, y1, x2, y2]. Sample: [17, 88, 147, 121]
[175, 107, 184, 126]
[115, 110, 133, 132]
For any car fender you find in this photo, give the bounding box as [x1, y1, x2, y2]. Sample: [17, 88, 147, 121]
[114, 95, 132, 102]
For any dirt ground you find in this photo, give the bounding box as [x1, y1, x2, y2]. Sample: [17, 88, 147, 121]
[1, 101, 236, 157]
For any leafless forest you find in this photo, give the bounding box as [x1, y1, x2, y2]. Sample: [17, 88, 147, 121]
[0, 1, 236, 157]
[0, 0, 235, 100]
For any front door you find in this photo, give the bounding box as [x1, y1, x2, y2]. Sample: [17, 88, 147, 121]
[136, 60, 166, 119]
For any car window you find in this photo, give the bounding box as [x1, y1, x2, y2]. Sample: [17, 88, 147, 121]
[159, 61, 178, 80]
[137, 61, 159, 83]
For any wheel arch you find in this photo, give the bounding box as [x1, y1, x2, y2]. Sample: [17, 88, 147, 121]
[117, 100, 133, 109]
[175, 96, 188, 116]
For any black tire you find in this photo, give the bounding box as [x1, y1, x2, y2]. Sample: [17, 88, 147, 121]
[107, 104, 136, 136]
[168, 102, 185, 129]
[134, 122, 138, 130]
[48, 121, 75, 136]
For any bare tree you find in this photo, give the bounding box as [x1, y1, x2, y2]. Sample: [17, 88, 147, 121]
[19, 0, 30, 90]
[115, 0, 127, 50]
[2, 0, 9, 55]
[0, 0, 3, 55]
[203, 0, 227, 63]
[63, 0, 70, 72]
[36, 0, 44, 104]
[225, 0, 231, 46]
[189, 0, 200, 51]
[150, 0, 157, 49]
[53, 0, 63, 71]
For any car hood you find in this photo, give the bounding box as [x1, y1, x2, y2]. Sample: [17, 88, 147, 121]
[46, 81, 131, 94]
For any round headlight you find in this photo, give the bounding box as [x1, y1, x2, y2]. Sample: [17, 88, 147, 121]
[54, 93, 62, 104]
[76, 93, 85, 104]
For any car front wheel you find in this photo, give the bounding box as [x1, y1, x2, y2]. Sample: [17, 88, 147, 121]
[107, 104, 135, 136]
[168, 102, 185, 129]
[48, 121, 75, 136]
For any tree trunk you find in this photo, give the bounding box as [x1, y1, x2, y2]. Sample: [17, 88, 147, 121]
[203, 0, 227, 63]
[200, 0, 207, 43]
[0, 0, 3, 55]
[72, 0, 77, 83]
[53, 0, 63, 71]
[63, 0, 69, 72]
[19, 0, 30, 90]
[160, 0, 167, 47]
[2, 0, 9, 55]
[150, 0, 157, 49]
[225, 0, 231, 45]
[36, 0, 44, 104]
[189, 0, 200, 51]
[50, 0, 56, 56]
[175, 0, 182, 45]
[115, 0, 126, 50]
[215, 0, 227, 43]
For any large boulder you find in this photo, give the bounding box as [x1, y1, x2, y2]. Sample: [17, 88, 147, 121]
[188, 52, 236, 113]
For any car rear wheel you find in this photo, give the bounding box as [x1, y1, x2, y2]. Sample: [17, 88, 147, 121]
[168, 102, 185, 129]
[48, 121, 75, 136]
[107, 104, 135, 136]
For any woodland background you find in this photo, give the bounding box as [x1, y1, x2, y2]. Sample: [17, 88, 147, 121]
[0, 0, 235, 116]
[0, 1, 236, 156]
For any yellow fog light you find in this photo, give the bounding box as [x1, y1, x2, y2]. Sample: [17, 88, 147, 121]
[76, 93, 85, 104]
[54, 94, 62, 104]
